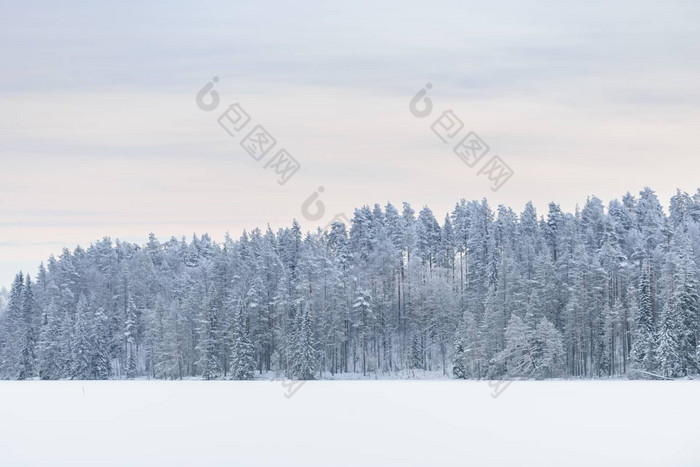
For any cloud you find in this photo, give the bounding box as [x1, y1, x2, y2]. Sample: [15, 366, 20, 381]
[1, 0, 699, 287]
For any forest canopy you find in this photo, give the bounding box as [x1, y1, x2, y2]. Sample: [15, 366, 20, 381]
[1, 187, 698, 381]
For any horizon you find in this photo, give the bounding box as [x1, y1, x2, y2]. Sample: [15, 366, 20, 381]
[2, 184, 695, 289]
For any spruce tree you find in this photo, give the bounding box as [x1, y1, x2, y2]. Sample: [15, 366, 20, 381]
[38, 300, 63, 380]
[532, 317, 565, 379]
[632, 258, 656, 372]
[452, 339, 467, 379]
[668, 229, 699, 375]
[59, 305, 74, 379]
[656, 304, 677, 377]
[291, 306, 316, 380]
[18, 276, 37, 379]
[125, 297, 138, 379]
[1, 273, 24, 379]
[230, 308, 256, 380]
[71, 294, 93, 379]
[92, 307, 112, 379]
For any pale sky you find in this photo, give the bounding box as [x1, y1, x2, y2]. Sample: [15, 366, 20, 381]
[1, 0, 700, 288]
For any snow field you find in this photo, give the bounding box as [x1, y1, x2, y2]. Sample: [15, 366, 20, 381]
[0, 380, 698, 466]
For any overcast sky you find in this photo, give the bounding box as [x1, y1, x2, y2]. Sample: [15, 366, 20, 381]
[1, 0, 699, 288]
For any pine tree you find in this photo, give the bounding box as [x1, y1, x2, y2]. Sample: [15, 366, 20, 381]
[1, 273, 24, 379]
[71, 294, 93, 379]
[415, 206, 441, 270]
[290, 306, 316, 380]
[230, 308, 256, 380]
[92, 307, 111, 379]
[632, 258, 656, 372]
[494, 314, 534, 378]
[452, 309, 480, 379]
[352, 287, 374, 375]
[667, 229, 699, 375]
[18, 275, 37, 379]
[482, 284, 505, 366]
[532, 317, 565, 379]
[199, 293, 222, 380]
[452, 338, 467, 379]
[59, 306, 74, 379]
[656, 304, 677, 377]
[463, 310, 484, 378]
[125, 297, 138, 379]
[38, 300, 63, 380]
[409, 333, 424, 370]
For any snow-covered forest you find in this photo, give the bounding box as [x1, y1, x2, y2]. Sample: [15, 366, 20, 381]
[1, 187, 699, 381]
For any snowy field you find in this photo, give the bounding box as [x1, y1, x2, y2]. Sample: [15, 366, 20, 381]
[0, 381, 699, 466]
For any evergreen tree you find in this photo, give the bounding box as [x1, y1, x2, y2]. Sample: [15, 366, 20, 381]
[656, 304, 677, 377]
[199, 292, 223, 380]
[632, 259, 656, 372]
[672, 231, 699, 374]
[71, 294, 93, 379]
[230, 308, 256, 380]
[290, 306, 316, 380]
[452, 336, 467, 379]
[18, 275, 37, 379]
[125, 296, 138, 379]
[453, 310, 483, 378]
[352, 287, 374, 375]
[59, 306, 74, 379]
[531, 317, 565, 379]
[409, 333, 424, 370]
[494, 314, 533, 378]
[92, 307, 112, 379]
[38, 300, 63, 380]
[1, 273, 24, 379]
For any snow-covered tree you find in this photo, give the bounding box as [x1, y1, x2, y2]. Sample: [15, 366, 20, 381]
[125, 296, 138, 379]
[230, 308, 255, 380]
[531, 317, 565, 379]
[1, 273, 24, 379]
[289, 306, 316, 380]
[38, 300, 63, 380]
[71, 294, 93, 379]
[0, 188, 698, 381]
[92, 307, 112, 379]
[18, 275, 37, 379]
[632, 259, 656, 372]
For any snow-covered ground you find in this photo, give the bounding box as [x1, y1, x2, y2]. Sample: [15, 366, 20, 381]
[0, 380, 698, 466]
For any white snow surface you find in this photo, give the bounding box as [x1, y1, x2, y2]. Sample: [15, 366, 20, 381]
[0, 380, 698, 466]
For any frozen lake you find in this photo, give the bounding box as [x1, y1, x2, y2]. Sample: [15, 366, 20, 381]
[0, 380, 698, 466]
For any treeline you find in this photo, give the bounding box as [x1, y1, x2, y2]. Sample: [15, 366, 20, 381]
[0, 187, 698, 380]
